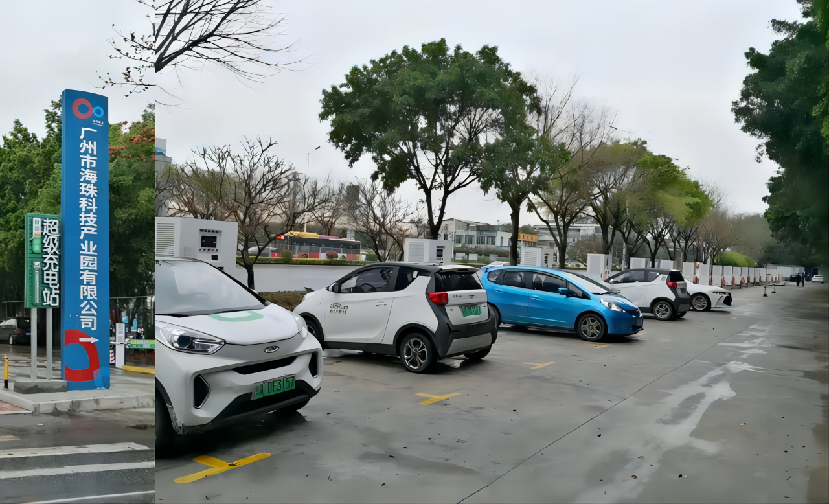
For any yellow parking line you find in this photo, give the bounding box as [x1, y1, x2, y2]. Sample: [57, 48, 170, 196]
[415, 392, 461, 405]
[122, 365, 155, 375]
[175, 453, 271, 483]
[591, 343, 610, 349]
[524, 362, 554, 369]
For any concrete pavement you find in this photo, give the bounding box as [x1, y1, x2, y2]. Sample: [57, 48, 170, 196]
[154, 282, 827, 503]
[0, 346, 154, 415]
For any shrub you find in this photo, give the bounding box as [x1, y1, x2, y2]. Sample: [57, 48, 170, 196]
[325, 250, 339, 259]
[717, 251, 755, 268]
[281, 251, 293, 260]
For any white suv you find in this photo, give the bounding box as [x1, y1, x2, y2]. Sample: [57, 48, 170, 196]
[606, 268, 692, 321]
[293, 263, 498, 373]
[154, 258, 322, 453]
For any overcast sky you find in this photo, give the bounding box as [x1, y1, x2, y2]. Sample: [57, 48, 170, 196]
[0, 1, 151, 140]
[2, 1, 803, 228]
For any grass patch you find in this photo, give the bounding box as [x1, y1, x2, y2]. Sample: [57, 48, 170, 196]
[260, 291, 306, 311]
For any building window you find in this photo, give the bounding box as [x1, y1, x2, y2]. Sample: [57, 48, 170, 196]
[465, 235, 474, 245]
[454, 235, 462, 244]
[477, 235, 487, 245]
[487, 236, 495, 245]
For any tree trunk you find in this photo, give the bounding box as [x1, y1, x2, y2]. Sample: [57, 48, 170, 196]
[245, 263, 255, 290]
[509, 205, 520, 266]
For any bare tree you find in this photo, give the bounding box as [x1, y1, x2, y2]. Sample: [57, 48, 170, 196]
[311, 181, 347, 236]
[167, 137, 326, 288]
[347, 180, 416, 262]
[103, 0, 298, 96]
[528, 75, 616, 268]
[696, 208, 733, 264]
[161, 162, 230, 220]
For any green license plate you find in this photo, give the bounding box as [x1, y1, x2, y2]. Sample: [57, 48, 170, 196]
[461, 305, 482, 317]
[252, 375, 295, 400]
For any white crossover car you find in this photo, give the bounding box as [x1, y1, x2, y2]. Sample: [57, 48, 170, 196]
[293, 263, 498, 373]
[606, 268, 692, 321]
[154, 258, 322, 452]
[686, 282, 732, 311]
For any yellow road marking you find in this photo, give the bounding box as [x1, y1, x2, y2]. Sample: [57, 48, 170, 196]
[415, 392, 461, 405]
[122, 365, 155, 375]
[175, 453, 271, 483]
[591, 343, 610, 349]
[524, 362, 554, 369]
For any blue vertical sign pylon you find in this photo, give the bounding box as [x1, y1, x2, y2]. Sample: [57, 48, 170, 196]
[60, 90, 110, 390]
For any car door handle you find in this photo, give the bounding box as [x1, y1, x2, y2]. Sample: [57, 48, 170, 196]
[495, 289, 505, 293]
[531, 296, 541, 300]
[375, 302, 388, 307]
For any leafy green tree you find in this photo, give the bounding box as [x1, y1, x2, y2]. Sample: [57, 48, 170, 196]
[732, 0, 828, 265]
[0, 101, 154, 310]
[320, 39, 536, 239]
[480, 126, 568, 265]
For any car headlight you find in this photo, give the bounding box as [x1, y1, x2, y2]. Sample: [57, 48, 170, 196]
[156, 325, 225, 354]
[600, 299, 624, 312]
[293, 314, 308, 339]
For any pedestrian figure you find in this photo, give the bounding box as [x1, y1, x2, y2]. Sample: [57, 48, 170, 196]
[796, 274, 801, 286]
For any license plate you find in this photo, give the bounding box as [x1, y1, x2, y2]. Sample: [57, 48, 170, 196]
[252, 375, 295, 400]
[461, 305, 482, 317]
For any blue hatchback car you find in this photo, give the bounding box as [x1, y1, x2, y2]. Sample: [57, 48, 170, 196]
[480, 266, 644, 341]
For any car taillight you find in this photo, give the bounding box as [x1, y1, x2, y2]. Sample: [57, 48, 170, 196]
[667, 281, 678, 289]
[428, 292, 449, 305]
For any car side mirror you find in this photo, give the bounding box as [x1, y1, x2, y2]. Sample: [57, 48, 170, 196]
[330, 283, 341, 293]
[558, 287, 573, 297]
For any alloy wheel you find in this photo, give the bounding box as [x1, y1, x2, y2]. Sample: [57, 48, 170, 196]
[654, 301, 672, 320]
[403, 338, 428, 370]
[692, 295, 708, 311]
[579, 315, 603, 340]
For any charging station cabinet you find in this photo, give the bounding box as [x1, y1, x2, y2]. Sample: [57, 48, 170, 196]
[155, 217, 239, 271]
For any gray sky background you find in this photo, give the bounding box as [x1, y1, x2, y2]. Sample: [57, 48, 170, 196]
[2, 1, 804, 228]
[0, 1, 152, 140]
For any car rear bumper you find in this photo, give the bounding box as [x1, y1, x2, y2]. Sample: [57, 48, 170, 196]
[436, 311, 498, 358]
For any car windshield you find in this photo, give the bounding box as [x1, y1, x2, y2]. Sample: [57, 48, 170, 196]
[566, 272, 613, 295]
[155, 260, 264, 316]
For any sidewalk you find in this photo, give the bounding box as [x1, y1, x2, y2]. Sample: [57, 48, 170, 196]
[1, 345, 154, 415]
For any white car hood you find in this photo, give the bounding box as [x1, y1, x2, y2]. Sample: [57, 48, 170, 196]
[156, 304, 300, 345]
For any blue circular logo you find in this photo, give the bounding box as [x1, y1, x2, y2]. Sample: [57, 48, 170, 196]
[93, 106, 104, 118]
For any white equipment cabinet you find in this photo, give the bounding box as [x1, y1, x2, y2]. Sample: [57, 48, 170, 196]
[155, 217, 239, 271]
[404, 238, 453, 265]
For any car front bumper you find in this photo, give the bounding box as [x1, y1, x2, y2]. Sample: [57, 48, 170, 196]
[605, 309, 644, 335]
[156, 331, 322, 434]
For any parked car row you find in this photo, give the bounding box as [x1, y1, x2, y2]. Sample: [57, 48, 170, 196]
[0, 317, 31, 345]
[153, 257, 737, 452]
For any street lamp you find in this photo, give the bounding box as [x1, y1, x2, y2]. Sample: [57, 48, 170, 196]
[307, 146, 320, 174]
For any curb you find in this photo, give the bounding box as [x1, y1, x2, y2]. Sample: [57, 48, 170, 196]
[0, 390, 154, 416]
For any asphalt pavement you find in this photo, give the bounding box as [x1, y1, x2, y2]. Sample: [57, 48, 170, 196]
[0, 407, 155, 503]
[154, 282, 828, 503]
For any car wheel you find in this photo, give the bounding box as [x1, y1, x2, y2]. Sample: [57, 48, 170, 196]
[577, 313, 606, 341]
[652, 300, 674, 321]
[399, 333, 435, 373]
[155, 391, 178, 457]
[691, 294, 710, 311]
[465, 345, 491, 361]
[304, 317, 326, 349]
[489, 304, 500, 327]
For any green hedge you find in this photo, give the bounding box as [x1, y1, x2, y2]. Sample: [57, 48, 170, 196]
[716, 251, 755, 268]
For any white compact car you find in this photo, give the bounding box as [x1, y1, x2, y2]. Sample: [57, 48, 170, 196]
[685, 282, 732, 311]
[606, 268, 692, 321]
[154, 258, 322, 452]
[812, 274, 824, 284]
[293, 263, 498, 373]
